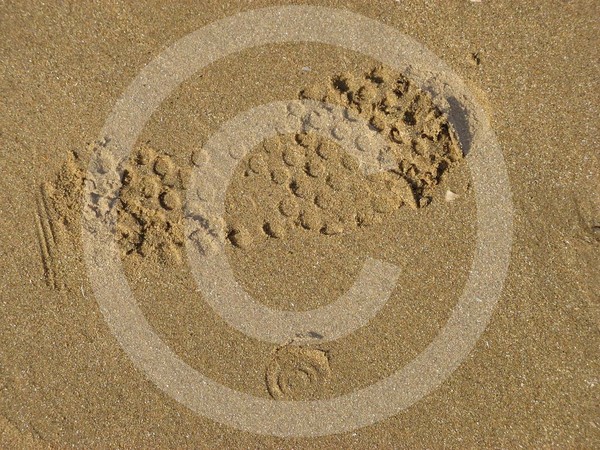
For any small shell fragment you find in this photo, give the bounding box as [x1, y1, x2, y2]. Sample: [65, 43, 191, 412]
[445, 190, 459, 202]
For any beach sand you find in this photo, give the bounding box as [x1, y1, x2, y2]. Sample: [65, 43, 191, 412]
[1, 1, 598, 447]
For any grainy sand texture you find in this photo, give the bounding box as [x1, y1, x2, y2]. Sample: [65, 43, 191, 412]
[1, 1, 598, 448]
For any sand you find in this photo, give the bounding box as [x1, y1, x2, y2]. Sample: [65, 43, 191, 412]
[1, 0, 598, 447]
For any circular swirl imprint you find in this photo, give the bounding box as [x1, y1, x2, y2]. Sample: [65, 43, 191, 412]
[266, 346, 332, 401]
[82, 5, 512, 437]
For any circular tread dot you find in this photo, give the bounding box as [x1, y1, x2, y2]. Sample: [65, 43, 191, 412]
[271, 167, 290, 185]
[355, 84, 378, 107]
[283, 146, 304, 167]
[314, 190, 335, 210]
[263, 139, 283, 155]
[356, 209, 381, 227]
[140, 176, 160, 198]
[316, 141, 337, 160]
[341, 153, 360, 172]
[290, 176, 314, 199]
[296, 133, 319, 149]
[248, 154, 267, 174]
[288, 102, 305, 117]
[300, 208, 322, 231]
[321, 221, 344, 235]
[370, 113, 386, 132]
[162, 171, 178, 187]
[191, 149, 209, 167]
[279, 196, 300, 218]
[263, 219, 286, 239]
[190, 229, 218, 256]
[154, 155, 173, 177]
[227, 226, 252, 249]
[372, 192, 398, 214]
[332, 123, 349, 140]
[300, 84, 325, 101]
[306, 158, 325, 178]
[136, 146, 156, 166]
[229, 146, 245, 160]
[306, 110, 325, 130]
[326, 171, 349, 191]
[159, 189, 181, 211]
[196, 178, 215, 202]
